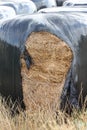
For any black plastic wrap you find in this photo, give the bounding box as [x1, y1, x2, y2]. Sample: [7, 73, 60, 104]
[0, 1, 37, 16]
[0, 6, 16, 19]
[0, 12, 87, 110]
[32, 0, 57, 10]
[56, 0, 66, 6]
[38, 7, 87, 13]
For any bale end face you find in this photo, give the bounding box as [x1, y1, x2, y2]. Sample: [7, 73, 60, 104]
[21, 31, 72, 111]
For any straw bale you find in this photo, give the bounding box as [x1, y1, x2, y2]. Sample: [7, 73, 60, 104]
[21, 31, 72, 111]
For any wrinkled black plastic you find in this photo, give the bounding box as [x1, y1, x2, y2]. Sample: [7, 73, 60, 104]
[56, 0, 66, 6]
[38, 7, 87, 13]
[0, 1, 37, 16]
[0, 5, 16, 19]
[0, 12, 87, 111]
[32, 0, 57, 10]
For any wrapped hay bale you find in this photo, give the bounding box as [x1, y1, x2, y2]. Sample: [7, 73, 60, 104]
[21, 31, 72, 110]
[0, 12, 87, 113]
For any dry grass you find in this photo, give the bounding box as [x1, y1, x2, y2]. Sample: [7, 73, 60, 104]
[0, 96, 87, 130]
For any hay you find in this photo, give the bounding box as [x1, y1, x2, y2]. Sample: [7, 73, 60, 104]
[21, 31, 72, 111]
